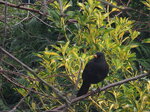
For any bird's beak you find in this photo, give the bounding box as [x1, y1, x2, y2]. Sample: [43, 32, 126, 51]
[93, 54, 97, 58]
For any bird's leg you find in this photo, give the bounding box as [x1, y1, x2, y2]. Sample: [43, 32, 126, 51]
[90, 85, 98, 95]
[96, 83, 101, 96]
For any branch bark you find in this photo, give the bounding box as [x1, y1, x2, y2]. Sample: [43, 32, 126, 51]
[0, 0, 43, 15]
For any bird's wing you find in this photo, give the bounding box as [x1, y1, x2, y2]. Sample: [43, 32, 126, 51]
[82, 61, 98, 80]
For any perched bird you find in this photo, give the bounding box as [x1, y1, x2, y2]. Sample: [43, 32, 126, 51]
[77, 52, 109, 97]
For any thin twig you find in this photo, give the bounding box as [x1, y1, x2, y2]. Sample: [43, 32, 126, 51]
[127, 0, 131, 6]
[30, 12, 55, 28]
[18, 3, 39, 7]
[97, 0, 150, 17]
[4, 0, 7, 38]
[1, 59, 18, 71]
[1, 73, 56, 99]
[8, 91, 30, 112]
[0, 70, 38, 81]
[0, 0, 43, 15]
[14, 15, 33, 26]
[2, 0, 8, 47]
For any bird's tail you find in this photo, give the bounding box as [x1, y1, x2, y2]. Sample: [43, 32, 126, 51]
[77, 81, 91, 97]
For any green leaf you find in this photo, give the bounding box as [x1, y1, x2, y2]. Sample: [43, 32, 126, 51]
[62, 41, 70, 55]
[78, 2, 86, 10]
[44, 51, 59, 56]
[130, 43, 140, 48]
[31, 102, 36, 110]
[88, 0, 93, 5]
[141, 0, 150, 10]
[63, 1, 72, 12]
[130, 31, 140, 40]
[142, 38, 150, 43]
[51, 45, 61, 52]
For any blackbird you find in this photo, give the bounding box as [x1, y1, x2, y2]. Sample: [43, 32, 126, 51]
[77, 52, 109, 97]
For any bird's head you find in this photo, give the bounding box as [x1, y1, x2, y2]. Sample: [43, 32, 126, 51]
[94, 52, 104, 58]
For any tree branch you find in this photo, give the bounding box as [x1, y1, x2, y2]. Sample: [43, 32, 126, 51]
[0, 46, 71, 105]
[0, 69, 38, 81]
[45, 72, 150, 112]
[4, 0, 7, 43]
[1, 73, 56, 99]
[0, 0, 43, 15]
[97, 0, 150, 17]
[30, 13, 55, 28]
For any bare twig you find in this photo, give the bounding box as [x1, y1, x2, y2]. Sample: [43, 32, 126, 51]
[97, 0, 150, 17]
[0, 0, 43, 15]
[14, 15, 33, 26]
[127, 0, 131, 6]
[4, 0, 7, 39]
[30, 13, 55, 28]
[45, 72, 150, 112]
[1, 73, 56, 99]
[97, 0, 122, 10]
[0, 46, 71, 105]
[0, 70, 38, 81]
[8, 91, 30, 112]
[18, 3, 39, 7]
[42, 0, 48, 14]
[1, 59, 18, 71]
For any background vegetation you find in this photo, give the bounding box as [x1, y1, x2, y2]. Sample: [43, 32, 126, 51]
[0, 0, 150, 111]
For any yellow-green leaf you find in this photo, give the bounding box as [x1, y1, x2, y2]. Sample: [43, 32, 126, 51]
[44, 51, 59, 56]
[51, 45, 61, 51]
[130, 43, 140, 48]
[62, 41, 70, 55]
[88, 0, 93, 5]
[31, 102, 36, 110]
[142, 38, 150, 43]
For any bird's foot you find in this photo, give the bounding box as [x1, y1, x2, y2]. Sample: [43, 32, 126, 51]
[91, 87, 101, 95]
[91, 88, 98, 95]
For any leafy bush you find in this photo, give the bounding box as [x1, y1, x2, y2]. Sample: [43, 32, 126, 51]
[1, 0, 149, 111]
[18, 0, 148, 111]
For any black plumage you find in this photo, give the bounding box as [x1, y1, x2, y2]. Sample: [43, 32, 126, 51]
[77, 52, 109, 97]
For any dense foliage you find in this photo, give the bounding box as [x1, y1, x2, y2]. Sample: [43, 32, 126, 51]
[0, 0, 150, 111]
